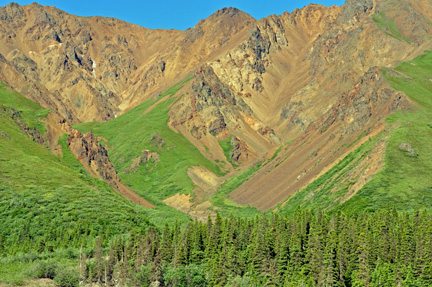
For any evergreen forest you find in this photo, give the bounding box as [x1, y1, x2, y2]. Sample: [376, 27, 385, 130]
[4, 210, 430, 287]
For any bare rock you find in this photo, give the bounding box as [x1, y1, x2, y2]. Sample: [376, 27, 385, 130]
[0, 130, 10, 140]
[149, 133, 166, 149]
[6, 107, 45, 145]
[318, 67, 410, 135]
[0, 2, 27, 24]
[229, 136, 249, 163]
[124, 150, 160, 173]
[336, 0, 373, 26]
[67, 129, 120, 182]
[398, 142, 417, 156]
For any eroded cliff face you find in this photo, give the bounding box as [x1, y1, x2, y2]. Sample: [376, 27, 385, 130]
[67, 129, 119, 183]
[66, 129, 153, 208]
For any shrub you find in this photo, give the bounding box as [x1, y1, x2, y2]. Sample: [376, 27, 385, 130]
[32, 260, 59, 279]
[54, 268, 79, 287]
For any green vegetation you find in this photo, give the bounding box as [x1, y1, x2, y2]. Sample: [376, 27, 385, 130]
[0, 85, 152, 259]
[77, 78, 221, 202]
[344, 50, 432, 212]
[218, 136, 233, 163]
[280, 50, 432, 214]
[372, 11, 411, 43]
[269, 145, 283, 162]
[80, 210, 432, 286]
[76, 78, 220, 225]
[209, 164, 262, 218]
[0, 83, 50, 134]
[278, 137, 377, 214]
[0, 250, 79, 286]
[217, 135, 239, 168]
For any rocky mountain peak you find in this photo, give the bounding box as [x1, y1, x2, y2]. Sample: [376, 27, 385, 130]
[336, 0, 374, 25]
[0, 2, 26, 23]
[212, 7, 242, 18]
[193, 6, 255, 30]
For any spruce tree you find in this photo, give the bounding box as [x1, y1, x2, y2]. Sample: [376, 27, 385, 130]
[94, 237, 104, 283]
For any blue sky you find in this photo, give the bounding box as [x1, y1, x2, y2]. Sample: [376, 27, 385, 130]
[5, 0, 345, 30]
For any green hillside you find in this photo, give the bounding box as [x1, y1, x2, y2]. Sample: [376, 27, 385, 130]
[345, 50, 432, 211]
[0, 84, 152, 256]
[76, 79, 222, 206]
[278, 50, 432, 214]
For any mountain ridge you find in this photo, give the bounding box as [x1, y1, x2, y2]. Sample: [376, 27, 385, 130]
[3, 1, 432, 285]
[1, 0, 432, 218]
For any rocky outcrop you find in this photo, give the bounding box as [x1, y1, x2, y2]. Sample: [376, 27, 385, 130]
[67, 129, 119, 183]
[336, 0, 374, 26]
[0, 2, 26, 25]
[398, 142, 417, 156]
[171, 65, 252, 138]
[8, 49, 39, 81]
[317, 67, 410, 135]
[193, 65, 251, 113]
[6, 107, 45, 145]
[149, 133, 166, 149]
[66, 129, 154, 208]
[229, 136, 249, 163]
[124, 150, 160, 174]
[210, 15, 287, 94]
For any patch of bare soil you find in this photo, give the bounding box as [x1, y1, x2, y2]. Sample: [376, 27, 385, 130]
[163, 194, 215, 222]
[116, 181, 154, 208]
[164, 165, 244, 221]
[187, 166, 221, 201]
[163, 193, 192, 213]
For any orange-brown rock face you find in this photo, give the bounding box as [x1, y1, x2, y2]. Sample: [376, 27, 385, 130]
[66, 129, 154, 208]
[0, 4, 256, 126]
[67, 129, 120, 183]
[170, 0, 432, 209]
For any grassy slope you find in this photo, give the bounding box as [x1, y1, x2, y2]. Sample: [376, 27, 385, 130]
[343, 50, 432, 212]
[210, 164, 262, 218]
[277, 137, 377, 214]
[76, 79, 223, 223]
[279, 50, 432, 214]
[372, 11, 411, 43]
[0, 84, 152, 259]
[218, 136, 239, 168]
[218, 136, 233, 164]
[0, 83, 50, 134]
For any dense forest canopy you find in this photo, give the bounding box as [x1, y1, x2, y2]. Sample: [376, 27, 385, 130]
[4, 209, 430, 286]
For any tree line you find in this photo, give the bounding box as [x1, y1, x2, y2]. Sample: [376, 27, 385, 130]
[80, 209, 432, 286]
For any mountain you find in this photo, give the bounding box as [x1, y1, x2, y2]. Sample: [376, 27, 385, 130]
[1, 0, 432, 240]
[2, 0, 432, 284]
